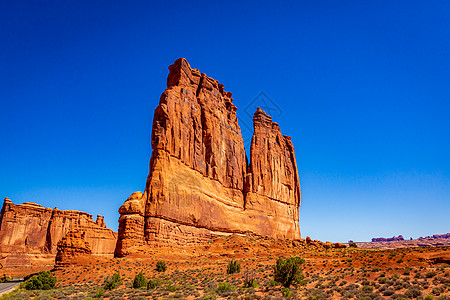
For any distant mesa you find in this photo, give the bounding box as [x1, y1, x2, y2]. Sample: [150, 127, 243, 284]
[357, 233, 450, 249]
[0, 197, 117, 269]
[371, 235, 405, 242]
[115, 58, 302, 256]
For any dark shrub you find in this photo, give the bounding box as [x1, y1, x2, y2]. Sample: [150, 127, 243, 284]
[156, 261, 167, 272]
[274, 256, 305, 288]
[227, 259, 241, 274]
[25, 271, 56, 290]
[104, 272, 122, 290]
[133, 271, 147, 288]
[382, 288, 395, 296]
[349, 242, 358, 248]
[405, 287, 422, 298]
[281, 287, 291, 297]
[147, 279, 157, 289]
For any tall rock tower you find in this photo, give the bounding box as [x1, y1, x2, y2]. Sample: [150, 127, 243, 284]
[115, 58, 301, 257]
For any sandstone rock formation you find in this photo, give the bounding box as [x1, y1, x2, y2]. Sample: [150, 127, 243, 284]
[55, 231, 92, 268]
[0, 198, 117, 268]
[115, 58, 301, 256]
[304, 236, 347, 249]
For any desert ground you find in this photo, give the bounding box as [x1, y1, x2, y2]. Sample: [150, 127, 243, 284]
[2, 234, 449, 300]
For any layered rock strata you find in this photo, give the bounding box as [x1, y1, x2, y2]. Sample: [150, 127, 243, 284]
[0, 197, 117, 267]
[115, 58, 301, 256]
[55, 231, 92, 268]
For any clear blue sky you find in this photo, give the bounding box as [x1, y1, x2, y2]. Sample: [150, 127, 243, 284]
[1, 1, 449, 242]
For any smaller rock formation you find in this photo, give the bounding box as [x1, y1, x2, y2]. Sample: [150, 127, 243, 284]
[55, 231, 92, 268]
[305, 236, 347, 249]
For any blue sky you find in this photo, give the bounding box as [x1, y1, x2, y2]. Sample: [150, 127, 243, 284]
[1, 1, 449, 242]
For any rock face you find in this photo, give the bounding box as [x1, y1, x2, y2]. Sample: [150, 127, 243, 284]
[115, 58, 301, 256]
[0, 198, 117, 267]
[55, 231, 92, 268]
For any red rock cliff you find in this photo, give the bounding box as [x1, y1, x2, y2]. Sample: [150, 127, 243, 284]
[115, 58, 301, 256]
[0, 197, 117, 267]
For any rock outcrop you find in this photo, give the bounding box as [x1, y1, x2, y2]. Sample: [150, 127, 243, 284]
[115, 58, 301, 256]
[0, 198, 117, 268]
[55, 231, 92, 268]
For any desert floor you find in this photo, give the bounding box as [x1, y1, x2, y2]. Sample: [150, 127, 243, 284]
[2, 235, 449, 299]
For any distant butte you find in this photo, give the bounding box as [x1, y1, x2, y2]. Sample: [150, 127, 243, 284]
[115, 58, 301, 256]
[0, 197, 117, 269]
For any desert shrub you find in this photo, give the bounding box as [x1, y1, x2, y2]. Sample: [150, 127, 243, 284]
[147, 279, 157, 289]
[425, 295, 434, 300]
[281, 287, 291, 297]
[94, 288, 104, 298]
[432, 287, 444, 296]
[217, 282, 235, 293]
[243, 270, 258, 288]
[133, 271, 147, 289]
[349, 242, 358, 248]
[104, 272, 122, 290]
[404, 287, 422, 298]
[361, 285, 374, 293]
[156, 261, 167, 272]
[227, 259, 241, 274]
[164, 283, 180, 292]
[274, 256, 305, 288]
[426, 271, 437, 278]
[382, 288, 395, 296]
[0, 274, 11, 283]
[437, 296, 450, 300]
[25, 271, 57, 290]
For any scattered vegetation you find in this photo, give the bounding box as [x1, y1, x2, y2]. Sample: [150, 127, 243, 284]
[132, 271, 147, 288]
[274, 256, 305, 287]
[103, 272, 122, 290]
[0, 274, 11, 283]
[156, 260, 167, 272]
[226, 259, 241, 274]
[25, 271, 57, 290]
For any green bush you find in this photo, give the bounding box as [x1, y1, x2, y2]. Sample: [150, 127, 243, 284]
[281, 287, 291, 297]
[104, 272, 122, 290]
[147, 279, 157, 289]
[274, 256, 305, 287]
[217, 282, 235, 293]
[349, 242, 358, 248]
[133, 271, 147, 289]
[94, 288, 104, 298]
[425, 295, 434, 300]
[0, 274, 11, 283]
[226, 259, 241, 274]
[156, 261, 167, 272]
[25, 271, 56, 290]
